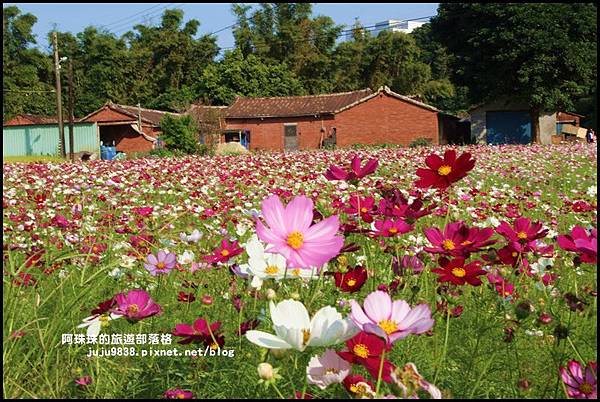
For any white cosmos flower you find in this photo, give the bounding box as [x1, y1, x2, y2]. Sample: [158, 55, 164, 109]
[238, 236, 288, 289]
[179, 229, 202, 243]
[177, 250, 195, 265]
[120, 254, 136, 268]
[77, 313, 123, 337]
[245, 299, 359, 351]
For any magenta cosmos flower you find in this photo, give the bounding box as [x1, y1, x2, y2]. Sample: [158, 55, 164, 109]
[496, 217, 548, 253]
[256, 195, 344, 269]
[324, 155, 378, 182]
[204, 239, 243, 264]
[560, 361, 597, 399]
[144, 251, 176, 276]
[424, 221, 496, 257]
[557, 226, 597, 264]
[113, 289, 161, 321]
[349, 291, 434, 344]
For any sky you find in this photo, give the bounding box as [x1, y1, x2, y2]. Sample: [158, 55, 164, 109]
[9, 3, 440, 53]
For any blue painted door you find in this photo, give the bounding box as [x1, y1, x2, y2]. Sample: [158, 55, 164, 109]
[486, 111, 532, 144]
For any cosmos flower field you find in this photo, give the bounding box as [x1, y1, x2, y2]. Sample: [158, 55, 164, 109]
[2, 143, 597, 399]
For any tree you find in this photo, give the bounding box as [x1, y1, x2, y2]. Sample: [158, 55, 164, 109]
[431, 3, 597, 141]
[3, 6, 55, 120]
[159, 114, 199, 154]
[195, 49, 305, 105]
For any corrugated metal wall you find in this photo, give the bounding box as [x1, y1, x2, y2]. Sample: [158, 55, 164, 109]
[2, 123, 99, 156]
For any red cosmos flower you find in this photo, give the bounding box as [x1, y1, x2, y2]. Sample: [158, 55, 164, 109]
[424, 221, 496, 257]
[172, 318, 222, 345]
[557, 226, 597, 264]
[204, 239, 243, 264]
[238, 319, 260, 336]
[344, 195, 376, 223]
[415, 149, 475, 190]
[343, 374, 374, 396]
[333, 266, 368, 293]
[91, 297, 117, 316]
[337, 332, 395, 382]
[496, 217, 548, 253]
[177, 292, 196, 303]
[12, 272, 36, 287]
[324, 155, 378, 182]
[431, 257, 487, 286]
[373, 219, 413, 237]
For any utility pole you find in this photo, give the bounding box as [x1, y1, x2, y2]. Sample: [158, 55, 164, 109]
[52, 31, 66, 158]
[137, 102, 142, 135]
[68, 60, 75, 162]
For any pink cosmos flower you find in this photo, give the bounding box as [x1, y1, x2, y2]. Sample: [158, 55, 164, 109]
[344, 195, 376, 223]
[560, 361, 597, 399]
[204, 239, 243, 264]
[144, 251, 176, 276]
[349, 290, 434, 345]
[256, 195, 344, 269]
[113, 289, 161, 321]
[324, 155, 378, 182]
[373, 219, 413, 237]
[557, 226, 597, 263]
[132, 206, 154, 217]
[306, 349, 351, 390]
[164, 389, 194, 399]
[75, 376, 92, 387]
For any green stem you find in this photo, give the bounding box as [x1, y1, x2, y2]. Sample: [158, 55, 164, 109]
[433, 308, 451, 384]
[271, 382, 286, 399]
[566, 336, 585, 363]
[375, 348, 386, 395]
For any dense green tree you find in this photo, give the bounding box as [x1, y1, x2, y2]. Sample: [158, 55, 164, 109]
[431, 3, 597, 139]
[195, 49, 305, 105]
[159, 114, 200, 154]
[3, 6, 55, 120]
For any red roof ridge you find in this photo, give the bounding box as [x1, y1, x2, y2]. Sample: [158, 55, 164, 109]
[232, 88, 373, 102]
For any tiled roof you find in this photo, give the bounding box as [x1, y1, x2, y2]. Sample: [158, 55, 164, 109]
[4, 114, 59, 126]
[225, 89, 374, 118]
[80, 102, 180, 126]
[187, 104, 228, 122]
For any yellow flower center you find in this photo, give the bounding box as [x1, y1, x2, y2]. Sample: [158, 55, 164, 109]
[265, 266, 279, 275]
[504, 291, 511, 296]
[517, 231, 528, 239]
[350, 384, 359, 393]
[346, 278, 357, 286]
[176, 393, 186, 399]
[452, 267, 466, 278]
[378, 319, 397, 335]
[290, 268, 302, 276]
[302, 329, 311, 346]
[210, 342, 219, 350]
[127, 304, 139, 314]
[580, 383, 593, 394]
[156, 262, 165, 269]
[287, 232, 304, 250]
[438, 165, 452, 176]
[99, 315, 110, 322]
[360, 207, 368, 213]
[325, 368, 340, 375]
[512, 252, 518, 257]
[461, 240, 473, 246]
[221, 249, 230, 257]
[353, 343, 370, 358]
[92, 245, 99, 253]
[388, 228, 398, 234]
[442, 239, 456, 250]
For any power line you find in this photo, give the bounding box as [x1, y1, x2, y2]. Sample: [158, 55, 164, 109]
[97, 3, 168, 29]
[3, 89, 56, 93]
[110, 3, 183, 35]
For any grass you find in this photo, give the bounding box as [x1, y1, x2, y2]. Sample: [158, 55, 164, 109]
[3, 155, 66, 163]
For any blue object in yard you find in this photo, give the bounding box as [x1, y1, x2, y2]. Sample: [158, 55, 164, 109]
[100, 145, 109, 160]
[486, 111, 532, 145]
[108, 146, 117, 160]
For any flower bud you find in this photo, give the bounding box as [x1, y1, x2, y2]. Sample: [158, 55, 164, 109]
[265, 289, 276, 300]
[538, 312, 552, 325]
[257, 362, 274, 380]
[290, 292, 300, 300]
[553, 324, 569, 340]
[270, 348, 287, 359]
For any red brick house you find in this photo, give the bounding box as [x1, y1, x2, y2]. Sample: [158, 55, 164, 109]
[80, 102, 179, 153]
[222, 86, 460, 151]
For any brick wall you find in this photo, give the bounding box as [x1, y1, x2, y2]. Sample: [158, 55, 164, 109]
[333, 92, 439, 147]
[99, 125, 154, 153]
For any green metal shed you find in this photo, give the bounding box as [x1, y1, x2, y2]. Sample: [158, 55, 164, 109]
[2, 123, 100, 157]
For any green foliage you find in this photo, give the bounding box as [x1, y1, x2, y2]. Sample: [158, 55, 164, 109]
[431, 3, 597, 112]
[159, 114, 199, 154]
[409, 137, 433, 147]
[146, 147, 187, 158]
[196, 49, 305, 105]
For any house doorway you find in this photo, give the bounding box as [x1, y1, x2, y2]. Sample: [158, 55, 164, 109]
[284, 124, 298, 150]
